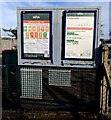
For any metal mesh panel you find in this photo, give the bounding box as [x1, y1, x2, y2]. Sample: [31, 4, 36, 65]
[71, 69, 96, 105]
[41, 68, 97, 112]
[20, 67, 42, 99]
[49, 69, 71, 86]
[16, 67, 97, 112]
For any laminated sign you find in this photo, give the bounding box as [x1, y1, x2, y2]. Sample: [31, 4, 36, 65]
[21, 11, 52, 59]
[63, 11, 96, 60]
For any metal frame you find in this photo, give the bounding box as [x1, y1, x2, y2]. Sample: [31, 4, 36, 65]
[17, 7, 100, 68]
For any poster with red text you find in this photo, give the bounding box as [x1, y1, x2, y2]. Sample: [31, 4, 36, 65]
[65, 12, 95, 59]
[22, 12, 51, 58]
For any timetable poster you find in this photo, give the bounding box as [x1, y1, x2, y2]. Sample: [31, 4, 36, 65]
[65, 12, 95, 59]
[22, 12, 51, 58]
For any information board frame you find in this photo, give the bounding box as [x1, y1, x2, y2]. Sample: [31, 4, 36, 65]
[17, 7, 100, 67]
[62, 10, 97, 61]
[21, 11, 52, 60]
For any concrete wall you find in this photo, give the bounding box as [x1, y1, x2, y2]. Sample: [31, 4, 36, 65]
[1, 37, 17, 50]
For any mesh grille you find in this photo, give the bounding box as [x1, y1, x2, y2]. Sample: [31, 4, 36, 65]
[20, 67, 42, 99]
[49, 69, 71, 86]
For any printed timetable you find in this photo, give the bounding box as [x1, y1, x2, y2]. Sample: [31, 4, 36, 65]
[21, 11, 52, 59]
[64, 12, 96, 59]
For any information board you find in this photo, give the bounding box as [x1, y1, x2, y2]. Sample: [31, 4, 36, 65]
[18, 7, 100, 67]
[62, 11, 96, 60]
[21, 11, 52, 59]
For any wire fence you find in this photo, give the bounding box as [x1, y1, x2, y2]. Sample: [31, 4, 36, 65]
[2, 44, 111, 114]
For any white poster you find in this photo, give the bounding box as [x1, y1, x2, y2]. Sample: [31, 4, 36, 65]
[65, 12, 95, 59]
[23, 13, 50, 58]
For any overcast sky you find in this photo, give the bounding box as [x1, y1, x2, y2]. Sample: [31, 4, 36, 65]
[0, 0, 110, 39]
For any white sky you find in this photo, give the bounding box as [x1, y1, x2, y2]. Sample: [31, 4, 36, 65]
[0, 1, 111, 39]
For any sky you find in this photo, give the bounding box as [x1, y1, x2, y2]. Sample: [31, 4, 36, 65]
[0, 0, 111, 39]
